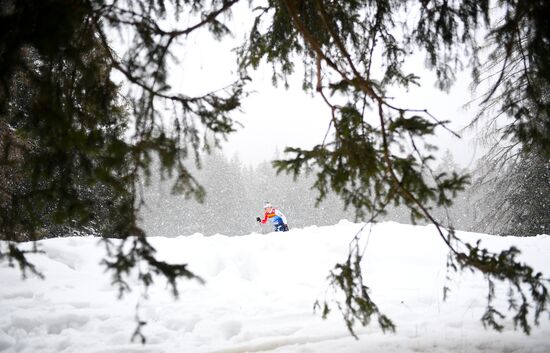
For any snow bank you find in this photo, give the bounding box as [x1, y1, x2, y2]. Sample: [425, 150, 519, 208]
[1, 221, 549, 353]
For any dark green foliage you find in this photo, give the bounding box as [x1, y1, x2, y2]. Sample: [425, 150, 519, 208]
[321, 226, 395, 338]
[238, 0, 549, 336]
[452, 240, 549, 335]
[100, 233, 204, 299]
[471, 2, 550, 157]
[3, 242, 45, 279]
[1, 0, 549, 341]
[1, 1, 136, 261]
[1, 0, 243, 339]
[471, 39, 550, 236]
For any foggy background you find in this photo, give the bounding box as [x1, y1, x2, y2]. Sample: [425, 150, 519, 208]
[135, 3, 548, 239]
[138, 148, 487, 237]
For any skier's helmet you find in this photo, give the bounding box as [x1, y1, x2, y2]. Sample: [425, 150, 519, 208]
[263, 202, 272, 209]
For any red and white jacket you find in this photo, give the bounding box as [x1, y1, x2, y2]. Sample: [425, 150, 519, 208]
[260, 208, 287, 226]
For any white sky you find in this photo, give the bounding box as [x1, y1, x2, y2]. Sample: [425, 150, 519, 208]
[224, 65, 481, 168]
[162, 3, 484, 169]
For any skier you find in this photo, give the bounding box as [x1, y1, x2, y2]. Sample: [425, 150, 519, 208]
[256, 202, 289, 232]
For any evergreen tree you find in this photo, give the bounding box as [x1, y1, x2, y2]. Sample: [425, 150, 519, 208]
[1, 11, 133, 240]
[1, 0, 549, 338]
[1, 1, 241, 327]
[193, 151, 249, 235]
[473, 149, 550, 236]
[141, 150, 254, 236]
[140, 150, 355, 235]
[238, 0, 549, 335]
[467, 1, 550, 236]
[431, 150, 473, 231]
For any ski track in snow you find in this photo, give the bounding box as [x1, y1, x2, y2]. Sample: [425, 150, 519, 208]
[1, 221, 549, 353]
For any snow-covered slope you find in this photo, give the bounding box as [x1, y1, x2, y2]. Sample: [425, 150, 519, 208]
[1, 221, 549, 353]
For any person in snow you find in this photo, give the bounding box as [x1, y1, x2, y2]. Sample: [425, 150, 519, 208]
[256, 202, 289, 232]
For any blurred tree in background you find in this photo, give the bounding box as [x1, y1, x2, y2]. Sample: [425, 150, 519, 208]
[139, 151, 354, 237]
[1, 0, 549, 339]
[472, 144, 550, 236]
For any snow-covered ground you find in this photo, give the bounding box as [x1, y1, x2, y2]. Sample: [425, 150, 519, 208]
[1, 221, 549, 353]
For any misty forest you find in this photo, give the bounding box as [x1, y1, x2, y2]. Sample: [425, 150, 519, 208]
[1, 0, 549, 352]
[140, 148, 549, 237]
